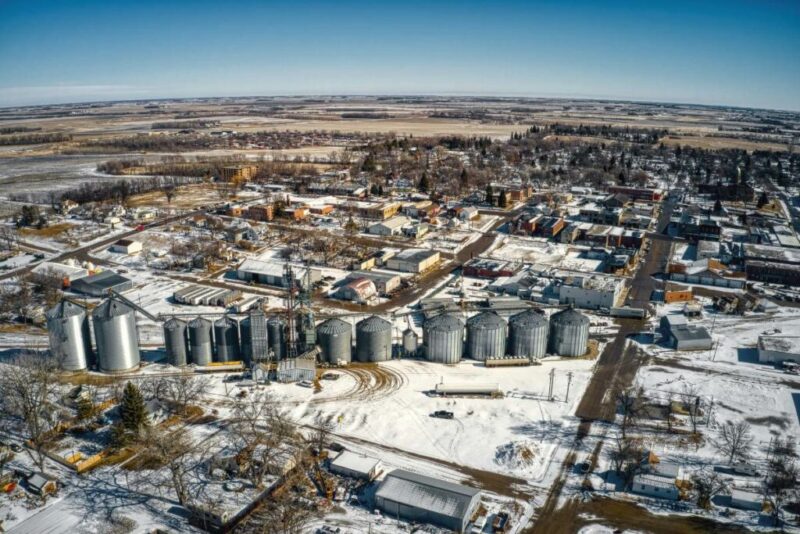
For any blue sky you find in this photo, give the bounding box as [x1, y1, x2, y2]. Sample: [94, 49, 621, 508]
[1, 0, 798, 110]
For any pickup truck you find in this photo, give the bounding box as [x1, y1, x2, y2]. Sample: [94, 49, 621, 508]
[430, 410, 454, 419]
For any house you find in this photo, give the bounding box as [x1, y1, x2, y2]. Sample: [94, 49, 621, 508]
[110, 239, 142, 255]
[757, 335, 800, 364]
[386, 249, 440, 273]
[336, 277, 377, 303]
[369, 216, 411, 236]
[375, 469, 481, 533]
[27, 472, 57, 496]
[329, 451, 381, 481]
[458, 206, 479, 221]
[631, 473, 679, 501]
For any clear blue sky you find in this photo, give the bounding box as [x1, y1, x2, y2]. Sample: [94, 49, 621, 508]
[1, 0, 798, 110]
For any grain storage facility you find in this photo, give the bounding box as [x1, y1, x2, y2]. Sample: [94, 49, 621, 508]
[375, 469, 481, 532]
[163, 318, 189, 366]
[92, 299, 140, 373]
[213, 316, 240, 362]
[423, 313, 464, 364]
[355, 315, 392, 362]
[188, 317, 214, 366]
[465, 312, 507, 361]
[267, 315, 286, 360]
[46, 300, 93, 372]
[71, 270, 133, 297]
[240, 308, 268, 363]
[508, 308, 549, 359]
[317, 318, 352, 365]
[402, 328, 418, 356]
[548, 307, 589, 357]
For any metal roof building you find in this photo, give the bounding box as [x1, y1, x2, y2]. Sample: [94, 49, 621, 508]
[329, 451, 381, 481]
[375, 469, 481, 533]
[71, 271, 132, 297]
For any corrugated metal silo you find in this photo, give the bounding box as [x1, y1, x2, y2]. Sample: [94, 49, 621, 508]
[214, 316, 240, 362]
[188, 316, 213, 366]
[163, 318, 189, 366]
[423, 313, 464, 364]
[402, 328, 418, 356]
[355, 315, 392, 362]
[548, 307, 590, 357]
[46, 300, 93, 372]
[267, 316, 286, 360]
[317, 318, 352, 365]
[247, 308, 269, 363]
[508, 308, 549, 359]
[239, 318, 251, 364]
[465, 312, 507, 360]
[92, 299, 140, 373]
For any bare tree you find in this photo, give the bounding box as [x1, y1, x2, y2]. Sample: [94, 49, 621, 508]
[714, 421, 754, 465]
[0, 353, 62, 470]
[309, 412, 336, 455]
[764, 436, 799, 528]
[610, 435, 642, 476]
[140, 425, 196, 506]
[615, 385, 641, 439]
[691, 469, 730, 509]
[681, 383, 702, 436]
[147, 373, 210, 416]
[229, 391, 299, 489]
[241, 480, 320, 534]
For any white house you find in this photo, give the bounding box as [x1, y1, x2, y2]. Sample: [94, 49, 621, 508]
[110, 239, 143, 255]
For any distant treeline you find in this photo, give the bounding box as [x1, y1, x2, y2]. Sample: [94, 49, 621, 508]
[97, 156, 325, 180]
[8, 175, 202, 204]
[81, 134, 218, 152]
[0, 126, 42, 134]
[340, 112, 393, 119]
[544, 123, 667, 144]
[0, 133, 72, 146]
[151, 120, 220, 130]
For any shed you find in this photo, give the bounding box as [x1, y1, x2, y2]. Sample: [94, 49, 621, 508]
[27, 472, 57, 496]
[757, 335, 800, 364]
[110, 239, 143, 255]
[375, 469, 481, 533]
[329, 451, 381, 481]
[276, 358, 316, 383]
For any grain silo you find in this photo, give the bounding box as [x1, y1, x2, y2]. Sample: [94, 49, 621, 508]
[465, 312, 507, 361]
[355, 315, 392, 362]
[188, 316, 213, 366]
[423, 313, 464, 364]
[92, 299, 140, 373]
[317, 318, 352, 365]
[239, 318, 251, 364]
[246, 308, 269, 363]
[548, 307, 590, 357]
[163, 318, 189, 366]
[214, 316, 240, 362]
[402, 328, 418, 356]
[508, 308, 549, 359]
[267, 315, 286, 360]
[46, 300, 93, 372]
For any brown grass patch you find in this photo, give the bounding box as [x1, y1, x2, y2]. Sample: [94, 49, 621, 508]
[660, 134, 789, 153]
[18, 222, 73, 238]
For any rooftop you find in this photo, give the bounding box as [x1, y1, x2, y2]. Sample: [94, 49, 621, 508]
[758, 335, 800, 355]
[375, 469, 480, 520]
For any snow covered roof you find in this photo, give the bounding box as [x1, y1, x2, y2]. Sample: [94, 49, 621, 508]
[330, 451, 380, 476]
[376, 469, 479, 520]
[758, 335, 800, 356]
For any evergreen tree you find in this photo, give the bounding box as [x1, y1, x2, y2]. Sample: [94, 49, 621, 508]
[713, 199, 723, 214]
[498, 190, 508, 208]
[757, 191, 769, 209]
[485, 184, 494, 205]
[418, 172, 429, 193]
[120, 381, 148, 434]
[460, 168, 468, 186]
[76, 395, 95, 422]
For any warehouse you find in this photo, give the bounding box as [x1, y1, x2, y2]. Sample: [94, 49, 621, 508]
[757, 335, 800, 364]
[349, 270, 401, 294]
[236, 259, 322, 289]
[386, 249, 441, 273]
[369, 215, 411, 236]
[375, 469, 481, 533]
[336, 277, 376, 303]
[71, 270, 133, 297]
[329, 451, 381, 481]
[661, 315, 713, 351]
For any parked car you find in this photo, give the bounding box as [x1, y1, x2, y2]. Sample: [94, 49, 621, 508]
[297, 380, 314, 388]
[430, 410, 454, 419]
[328, 442, 345, 452]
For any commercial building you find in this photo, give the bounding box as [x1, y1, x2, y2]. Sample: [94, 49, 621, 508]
[386, 249, 441, 273]
[349, 271, 401, 294]
[221, 165, 258, 182]
[71, 271, 133, 297]
[558, 275, 623, 310]
[757, 335, 800, 364]
[246, 204, 274, 222]
[660, 314, 713, 351]
[608, 185, 663, 202]
[236, 259, 322, 289]
[463, 258, 517, 279]
[336, 277, 377, 303]
[110, 239, 143, 255]
[369, 216, 411, 236]
[375, 469, 481, 533]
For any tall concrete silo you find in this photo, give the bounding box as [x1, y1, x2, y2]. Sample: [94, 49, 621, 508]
[163, 317, 189, 367]
[423, 313, 464, 364]
[92, 299, 140, 373]
[188, 316, 213, 366]
[214, 316, 240, 362]
[317, 318, 352, 365]
[508, 308, 549, 359]
[355, 315, 392, 362]
[46, 300, 93, 372]
[548, 307, 590, 357]
[465, 311, 507, 361]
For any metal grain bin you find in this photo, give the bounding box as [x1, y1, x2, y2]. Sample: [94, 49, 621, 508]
[247, 309, 269, 363]
[267, 316, 286, 360]
[92, 299, 140, 373]
[465, 312, 507, 361]
[317, 318, 352, 365]
[163, 318, 189, 367]
[214, 316, 240, 362]
[423, 313, 464, 364]
[188, 316, 213, 366]
[402, 328, 418, 356]
[355, 315, 392, 362]
[508, 308, 549, 359]
[46, 300, 93, 372]
[548, 307, 590, 357]
[239, 318, 251, 364]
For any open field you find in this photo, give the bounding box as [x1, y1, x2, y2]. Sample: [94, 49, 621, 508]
[660, 134, 791, 152]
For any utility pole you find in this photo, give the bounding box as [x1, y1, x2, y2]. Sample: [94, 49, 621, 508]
[548, 368, 555, 401]
[565, 371, 574, 402]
